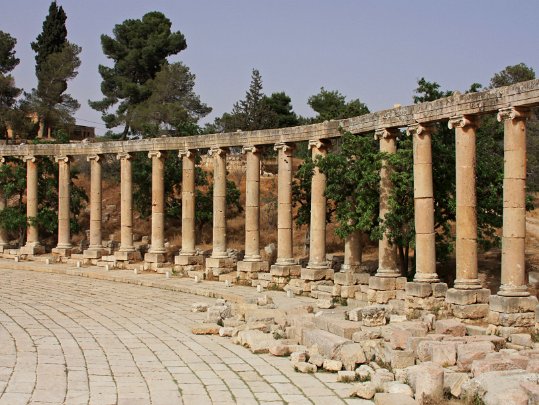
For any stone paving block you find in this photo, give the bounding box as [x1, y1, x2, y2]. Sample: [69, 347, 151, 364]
[434, 318, 466, 336]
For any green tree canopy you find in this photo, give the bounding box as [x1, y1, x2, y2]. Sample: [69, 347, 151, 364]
[90, 11, 187, 138]
[31, 1, 67, 74]
[129, 62, 211, 136]
[307, 87, 369, 122]
[0, 31, 21, 139]
[490, 63, 535, 88]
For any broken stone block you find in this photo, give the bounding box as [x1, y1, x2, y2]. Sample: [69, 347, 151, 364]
[354, 381, 376, 399]
[355, 364, 375, 381]
[384, 381, 413, 397]
[405, 281, 432, 298]
[389, 321, 428, 350]
[443, 371, 469, 398]
[219, 327, 234, 337]
[431, 342, 457, 367]
[337, 370, 357, 382]
[390, 350, 415, 369]
[322, 359, 343, 372]
[294, 362, 316, 373]
[371, 368, 394, 391]
[369, 276, 396, 291]
[335, 343, 367, 371]
[308, 353, 324, 367]
[269, 344, 291, 357]
[510, 333, 533, 348]
[290, 350, 308, 364]
[348, 307, 363, 322]
[192, 302, 208, 312]
[361, 305, 387, 327]
[407, 361, 444, 405]
[206, 304, 232, 323]
[316, 298, 334, 309]
[470, 357, 521, 377]
[452, 303, 489, 319]
[435, 318, 466, 337]
[461, 370, 537, 405]
[456, 341, 495, 371]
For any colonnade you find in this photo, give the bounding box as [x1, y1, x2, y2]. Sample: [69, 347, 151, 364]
[1, 78, 538, 328]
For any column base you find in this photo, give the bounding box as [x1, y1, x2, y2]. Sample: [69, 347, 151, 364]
[301, 267, 333, 281]
[374, 268, 400, 278]
[144, 252, 166, 263]
[237, 260, 269, 273]
[340, 264, 367, 273]
[488, 295, 538, 336]
[453, 278, 482, 290]
[446, 288, 491, 320]
[83, 247, 110, 259]
[270, 263, 301, 277]
[20, 243, 45, 255]
[114, 250, 142, 261]
[174, 254, 204, 266]
[413, 273, 440, 283]
[404, 281, 449, 316]
[52, 247, 72, 257]
[497, 284, 530, 297]
[205, 256, 235, 278]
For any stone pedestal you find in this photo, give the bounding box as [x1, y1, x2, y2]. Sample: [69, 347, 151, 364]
[205, 256, 235, 279]
[114, 250, 142, 262]
[488, 295, 538, 336]
[446, 288, 490, 320]
[368, 276, 407, 304]
[270, 263, 302, 289]
[405, 282, 449, 316]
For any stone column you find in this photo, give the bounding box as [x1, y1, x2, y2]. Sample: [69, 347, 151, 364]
[368, 128, 403, 304]
[408, 123, 438, 283]
[21, 156, 43, 255]
[488, 107, 537, 334]
[237, 146, 268, 279]
[449, 115, 482, 290]
[52, 156, 72, 256]
[374, 128, 399, 277]
[84, 155, 105, 258]
[270, 143, 301, 285]
[115, 152, 138, 261]
[175, 150, 203, 268]
[206, 147, 235, 277]
[307, 140, 330, 270]
[0, 157, 8, 251]
[341, 230, 362, 273]
[446, 116, 489, 320]
[145, 151, 166, 263]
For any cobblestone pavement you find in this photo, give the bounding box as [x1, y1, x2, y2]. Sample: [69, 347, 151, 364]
[0, 269, 365, 405]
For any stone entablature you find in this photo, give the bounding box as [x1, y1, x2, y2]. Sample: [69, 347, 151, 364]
[0, 79, 538, 158]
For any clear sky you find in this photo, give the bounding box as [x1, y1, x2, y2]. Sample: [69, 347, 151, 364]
[2, 0, 539, 134]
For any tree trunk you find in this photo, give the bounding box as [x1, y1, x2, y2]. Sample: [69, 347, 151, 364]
[404, 244, 410, 277]
[120, 124, 129, 140]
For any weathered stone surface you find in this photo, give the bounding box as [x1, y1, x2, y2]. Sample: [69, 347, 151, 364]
[219, 327, 234, 337]
[431, 342, 457, 367]
[323, 359, 343, 372]
[373, 393, 416, 405]
[457, 341, 495, 371]
[290, 350, 308, 363]
[443, 371, 469, 398]
[206, 304, 232, 323]
[237, 329, 276, 353]
[354, 381, 376, 399]
[446, 288, 490, 305]
[489, 295, 538, 313]
[384, 381, 413, 397]
[407, 362, 444, 405]
[348, 307, 363, 322]
[302, 329, 349, 359]
[337, 370, 357, 382]
[389, 321, 428, 350]
[435, 318, 466, 336]
[510, 333, 533, 348]
[191, 302, 208, 312]
[471, 357, 521, 377]
[353, 327, 382, 342]
[191, 324, 220, 335]
[452, 303, 489, 319]
[369, 277, 395, 291]
[405, 281, 432, 298]
[335, 343, 367, 371]
[371, 368, 394, 390]
[355, 364, 375, 381]
[308, 353, 325, 367]
[294, 362, 316, 373]
[269, 344, 291, 357]
[362, 305, 387, 327]
[390, 350, 415, 369]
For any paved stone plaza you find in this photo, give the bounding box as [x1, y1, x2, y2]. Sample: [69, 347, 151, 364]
[0, 268, 367, 405]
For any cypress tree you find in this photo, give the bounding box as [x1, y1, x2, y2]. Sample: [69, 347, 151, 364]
[31, 1, 67, 74]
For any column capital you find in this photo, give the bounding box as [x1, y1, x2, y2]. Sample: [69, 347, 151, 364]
[178, 149, 194, 158]
[208, 146, 227, 157]
[497, 106, 530, 122]
[116, 152, 132, 161]
[374, 127, 399, 141]
[308, 139, 331, 151]
[241, 145, 260, 155]
[448, 114, 478, 130]
[406, 123, 434, 137]
[86, 154, 101, 162]
[22, 155, 36, 163]
[273, 142, 295, 152]
[148, 150, 163, 159]
[0, 157, 4, 164]
[54, 155, 71, 163]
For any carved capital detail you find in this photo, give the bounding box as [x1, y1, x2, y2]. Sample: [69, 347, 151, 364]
[241, 145, 259, 155]
[54, 155, 71, 164]
[374, 127, 399, 141]
[406, 123, 433, 137]
[178, 149, 193, 158]
[497, 107, 530, 122]
[22, 155, 36, 163]
[308, 139, 330, 151]
[148, 150, 162, 159]
[116, 152, 131, 161]
[0, 157, 4, 164]
[208, 147, 227, 157]
[273, 142, 295, 153]
[448, 115, 477, 130]
[86, 154, 101, 162]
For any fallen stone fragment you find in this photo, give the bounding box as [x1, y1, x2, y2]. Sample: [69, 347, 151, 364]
[406, 361, 444, 405]
[192, 302, 208, 312]
[431, 341, 457, 367]
[361, 305, 387, 327]
[443, 371, 469, 398]
[337, 370, 357, 382]
[290, 350, 308, 364]
[373, 393, 416, 405]
[317, 298, 334, 309]
[371, 368, 394, 391]
[323, 359, 343, 372]
[308, 353, 325, 367]
[457, 341, 494, 371]
[192, 324, 220, 335]
[336, 343, 367, 371]
[383, 381, 413, 397]
[294, 362, 316, 373]
[269, 344, 291, 357]
[354, 381, 376, 399]
[219, 327, 234, 337]
[471, 357, 521, 377]
[355, 364, 375, 381]
[435, 318, 466, 337]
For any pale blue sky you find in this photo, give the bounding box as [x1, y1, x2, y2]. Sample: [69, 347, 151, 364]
[2, 0, 539, 134]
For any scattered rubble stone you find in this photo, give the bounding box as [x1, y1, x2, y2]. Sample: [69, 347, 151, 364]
[290, 350, 308, 364]
[294, 362, 316, 373]
[191, 325, 220, 335]
[384, 381, 413, 397]
[191, 302, 208, 312]
[407, 362, 444, 405]
[353, 381, 376, 399]
[323, 359, 343, 372]
[435, 319, 466, 337]
[361, 305, 387, 327]
[336, 343, 367, 371]
[373, 393, 416, 405]
[337, 370, 357, 382]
